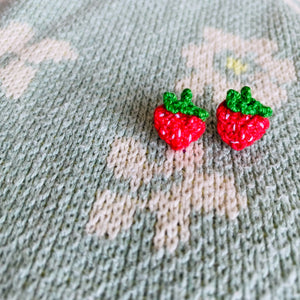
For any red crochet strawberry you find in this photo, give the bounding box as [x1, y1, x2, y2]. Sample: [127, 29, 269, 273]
[154, 89, 209, 150]
[216, 86, 273, 151]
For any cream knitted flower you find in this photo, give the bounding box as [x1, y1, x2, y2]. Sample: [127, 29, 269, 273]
[0, 22, 78, 99]
[176, 27, 296, 107]
[87, 138, 247, 252]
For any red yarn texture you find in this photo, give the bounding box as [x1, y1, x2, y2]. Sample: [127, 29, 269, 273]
[217, 101, 269, 151]
[154, 105, 206, 150]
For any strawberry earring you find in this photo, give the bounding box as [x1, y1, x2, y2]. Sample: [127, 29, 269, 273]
[216, 86, 273, 151]
[154, 89, 209, 150]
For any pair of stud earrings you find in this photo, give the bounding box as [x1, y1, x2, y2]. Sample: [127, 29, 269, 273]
[154, 86, 273, 151]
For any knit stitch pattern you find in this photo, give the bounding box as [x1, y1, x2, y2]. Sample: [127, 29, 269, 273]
[0, 0, 299, 299]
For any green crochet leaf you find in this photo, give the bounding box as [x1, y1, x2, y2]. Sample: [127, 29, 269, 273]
[163, 89, 209, 121]
[226, 86, 273, 117]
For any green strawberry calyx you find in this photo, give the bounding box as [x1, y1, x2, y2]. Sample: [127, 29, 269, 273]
[163, 89, 209, 121]
[226, 86, 273, 117]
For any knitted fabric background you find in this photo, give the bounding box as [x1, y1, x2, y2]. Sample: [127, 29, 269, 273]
[0, 0, 299, 299]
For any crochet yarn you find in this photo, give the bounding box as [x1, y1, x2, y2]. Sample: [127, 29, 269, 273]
[154, 105, 206, 150]
[217, 100, 270, 150]
[226, 86, 273, 117]
[163, 89, 209, 120]
[217, 87, 272, 151]
[154, 89, 208, 150]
